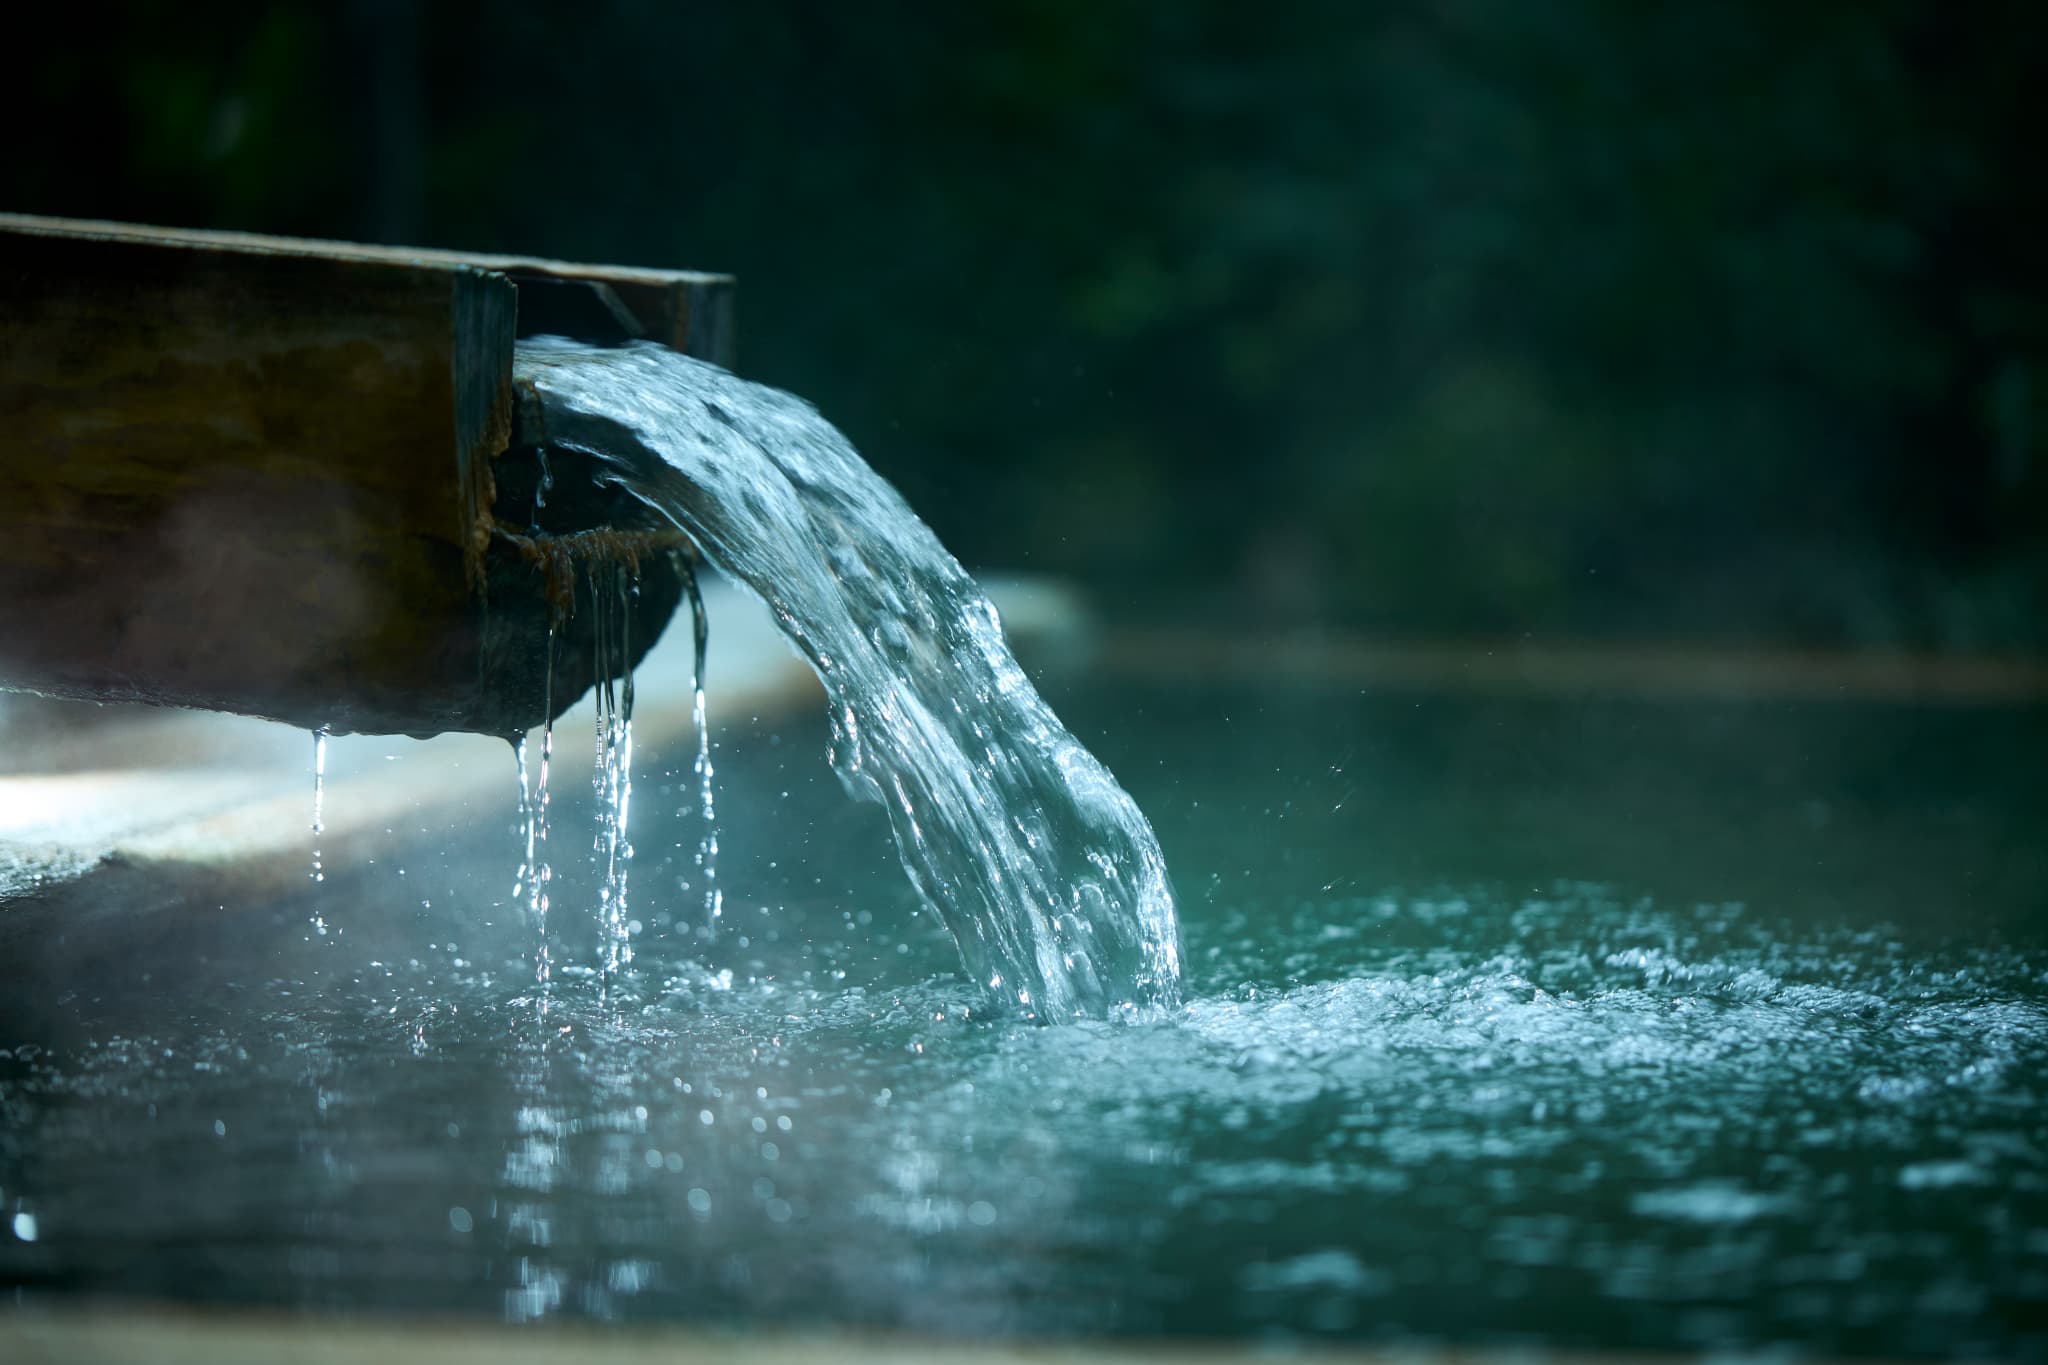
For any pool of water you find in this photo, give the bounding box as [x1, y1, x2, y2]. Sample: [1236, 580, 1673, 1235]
[3, 683, 2045, 1357]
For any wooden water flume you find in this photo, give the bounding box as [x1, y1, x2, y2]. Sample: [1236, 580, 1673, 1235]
[0, 214, 733, 737]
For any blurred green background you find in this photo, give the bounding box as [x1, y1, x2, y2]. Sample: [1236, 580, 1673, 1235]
[9, 1, 2045, 648]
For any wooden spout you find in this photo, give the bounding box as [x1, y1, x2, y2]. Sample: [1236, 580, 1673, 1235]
[0, 215, 732, 738]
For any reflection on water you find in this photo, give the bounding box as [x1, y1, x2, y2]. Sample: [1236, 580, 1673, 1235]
[501, 1025, 564, 1324]
[1, 692, 2045, 1356]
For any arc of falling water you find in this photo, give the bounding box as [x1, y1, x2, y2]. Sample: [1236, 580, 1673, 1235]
[512, 338, 1183, 1017]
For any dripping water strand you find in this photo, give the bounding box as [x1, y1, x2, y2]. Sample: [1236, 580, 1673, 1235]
[308, 729, 329, 938]
[593, 565, 637, 1001]
[684, 561, 720, 937]
[591, 573, 615, 973]
[621, 570, 637, 938]
[530, 626, 556, 998]
[511, 734, 532, 901]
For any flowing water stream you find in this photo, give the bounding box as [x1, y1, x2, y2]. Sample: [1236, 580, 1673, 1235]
[514, 337, 1182, 1019]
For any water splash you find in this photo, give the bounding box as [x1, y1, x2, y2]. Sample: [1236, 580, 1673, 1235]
[682, 563, 720, 937]
[515, 338, 1182, 1017]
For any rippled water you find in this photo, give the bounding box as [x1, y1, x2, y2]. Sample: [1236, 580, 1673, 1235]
[517, 337, 1180, 1018]
[3, 687, 2046, 1356]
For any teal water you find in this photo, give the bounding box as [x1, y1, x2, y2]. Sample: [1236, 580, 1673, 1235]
[2, 688, 2045, 1356]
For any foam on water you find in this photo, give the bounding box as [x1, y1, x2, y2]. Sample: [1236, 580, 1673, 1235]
[513, 338, 1182, 1018]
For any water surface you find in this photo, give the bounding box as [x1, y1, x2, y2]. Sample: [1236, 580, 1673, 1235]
[1, 688, 2044, 1357]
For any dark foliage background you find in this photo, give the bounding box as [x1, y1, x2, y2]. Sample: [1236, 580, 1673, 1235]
[10, 1, 2046, 647]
